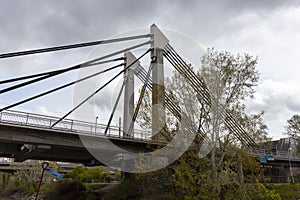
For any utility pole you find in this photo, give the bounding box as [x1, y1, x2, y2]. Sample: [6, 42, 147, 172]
[95, 116, 98, 133]
[288, 147, 295, 183]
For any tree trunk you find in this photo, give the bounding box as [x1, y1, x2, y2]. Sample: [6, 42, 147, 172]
[211, 108, 220, 195]
[211, 146, 217, 180]
[238, 152, 244, 184]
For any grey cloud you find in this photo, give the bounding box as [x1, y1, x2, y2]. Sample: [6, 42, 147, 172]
[93, 87, 121, 111]
[287, 97, 300, 112]
[222, 0, 299, 11]
[246, 82, 300, 129]
[247, 92, 299, 114]
[157, 0, 300, 43]
[1, 0, 300, 138]
[1, 0, 298, 53]
[0, 0, 161, 49]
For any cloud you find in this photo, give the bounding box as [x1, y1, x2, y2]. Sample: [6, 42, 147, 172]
[1, 0, 297, 54]
[1, 0, 300, 139]
[245, 79, 300, 138]
[35, 106, 59, 117]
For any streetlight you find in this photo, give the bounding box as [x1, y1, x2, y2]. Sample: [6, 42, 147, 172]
[288, 147, 295, 184]
[95, 116, 99, 133]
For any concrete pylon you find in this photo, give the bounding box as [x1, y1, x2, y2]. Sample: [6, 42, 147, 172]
[123, 51, 139, 138]
[150, 24, 169, 138]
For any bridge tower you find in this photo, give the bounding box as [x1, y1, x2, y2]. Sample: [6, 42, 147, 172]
[122, 24, 169, 138]
[150, 24, 169, 137]
[123, 52, 139, 138]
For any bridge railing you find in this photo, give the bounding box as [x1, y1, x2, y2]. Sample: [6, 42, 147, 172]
[0, 110, 154, 142]
[251, 148, 300, 161]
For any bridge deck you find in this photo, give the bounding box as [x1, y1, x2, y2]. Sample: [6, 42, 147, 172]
[0, 110, 167, 164]
[0, 110, 155, 142]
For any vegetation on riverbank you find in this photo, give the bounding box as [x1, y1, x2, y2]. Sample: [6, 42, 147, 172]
[266, 183, 300, 200]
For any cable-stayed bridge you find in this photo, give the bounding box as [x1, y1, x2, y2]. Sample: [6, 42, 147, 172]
[0, 24, 299, 172]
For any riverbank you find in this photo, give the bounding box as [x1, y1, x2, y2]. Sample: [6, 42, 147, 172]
[0, 190, 35, 200]
[0, 196, 13, 200]
[0, 194, 34, 200]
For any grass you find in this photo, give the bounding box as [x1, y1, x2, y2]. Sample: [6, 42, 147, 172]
[266, 183, 300, 200]
[83, 183, 107, 190]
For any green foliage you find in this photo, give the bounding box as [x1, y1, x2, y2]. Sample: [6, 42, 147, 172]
[66, 166, 111, 183]
[134, 153, 174, 197]
[43, 180, 87, 200]
[2, 177, 18, 195]
[245, 181, 281, 200]
[238, 150, 262, 182]
[1, 161, 59, 195]
[66, 166, 85, 179]
[173, 152, 213, 200]
[109, 155, 175, 200]
[8, 162, 40, 194]
[108, 177, 143, 200]
[267, 183, 300, 200]
[109, 175, 177, 200]
[41, 181, 107, 199]
[26, 184, 36, 195]
[201, 48, 259, 106]
[0, 173, 10, 190]
[114, 170, 122, 181]
[84, 183, 106, 190]
[172, 151, 274, 199]
[132, 47, 272, 199]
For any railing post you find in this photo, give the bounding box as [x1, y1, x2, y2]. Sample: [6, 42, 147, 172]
[71, 120, 73, 131]
[26, 113, 29, 125]
[119, 117, 121, 138]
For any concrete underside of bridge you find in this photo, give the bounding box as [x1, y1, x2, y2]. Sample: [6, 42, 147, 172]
[0, 123, 155, 165]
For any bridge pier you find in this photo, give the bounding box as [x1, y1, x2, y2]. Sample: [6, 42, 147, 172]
[123, 52, 140, 138]
[150, 24, 169, 138]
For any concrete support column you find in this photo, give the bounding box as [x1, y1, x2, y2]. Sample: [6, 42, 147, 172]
[150, 24, 169, 137]
[123, 52, 139, 138]
[151, 48, 165, 136]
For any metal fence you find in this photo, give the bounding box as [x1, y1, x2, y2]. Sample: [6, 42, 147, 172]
[0, 110, 152, 142]
[251, 148, 300, 161]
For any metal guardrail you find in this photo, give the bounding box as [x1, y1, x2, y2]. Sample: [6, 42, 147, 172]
[251, 148, 300, 161]
[0, 110, 154, 142]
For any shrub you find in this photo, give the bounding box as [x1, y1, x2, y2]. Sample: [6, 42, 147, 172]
[66, 166, 111, 183]
[43, 180, 86, 200]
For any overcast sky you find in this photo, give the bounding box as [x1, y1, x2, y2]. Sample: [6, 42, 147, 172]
[1, 0, 300, 139]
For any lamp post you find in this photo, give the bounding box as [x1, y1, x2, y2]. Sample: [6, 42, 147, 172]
[288, 147, 295, 184]
[95, 116, 98, 133]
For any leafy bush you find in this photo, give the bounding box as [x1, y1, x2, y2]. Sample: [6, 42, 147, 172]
[114, 170, 122, 181]
[108, 178, 142, 200]
[43, 180, 86, 200]
[244, 181, 281, 200]
[66, 166, 111, 183]
[266, 183, 300, 200]
[84, 183, 106, 190]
